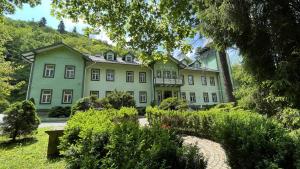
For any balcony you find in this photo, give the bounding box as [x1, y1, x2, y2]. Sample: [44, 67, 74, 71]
[154, 77, 183, 86]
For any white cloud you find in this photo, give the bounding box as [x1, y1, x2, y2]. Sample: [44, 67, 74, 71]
[91, 31, 115, 46]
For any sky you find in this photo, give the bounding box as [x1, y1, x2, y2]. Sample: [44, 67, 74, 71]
[6, 0, 241, 64]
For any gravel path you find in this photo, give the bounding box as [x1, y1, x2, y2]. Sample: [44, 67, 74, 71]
[182, 136, 230, 169]
[138, 117, 230, 169]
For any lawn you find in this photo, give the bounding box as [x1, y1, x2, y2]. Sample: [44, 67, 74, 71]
[0, 128, 66, 169]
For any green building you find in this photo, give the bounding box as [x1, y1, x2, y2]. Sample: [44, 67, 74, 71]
[22, 43, 233, 111]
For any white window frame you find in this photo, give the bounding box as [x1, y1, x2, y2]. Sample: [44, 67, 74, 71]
[125, 55, 133, 62]
[106, 69, 115, 81]
[139, 91, 147, 103]
[43, 64, 55, 78]
[91, 69, 100, 81]
[90, 91, 99, 98]
[126, 71, 134, 82]
[203, 92, 209, 102]
[40, 89, 52, 104]
[164, 71, 171, 79]
[190, 92, 196, 103]
[65, 65, 75, 79]
[210, 77, 215, 86]
[62, 89, 73, 104]
[139, 72, 146, 83]
[188, 75, 194, 85]
[195, 62, 200, 68]
[212, 93, 218, 102]
[107, 53, 114, 61]
[181, 92, 186, 100]
[201, 76, 207, 85]
[157, 70, 162, 78]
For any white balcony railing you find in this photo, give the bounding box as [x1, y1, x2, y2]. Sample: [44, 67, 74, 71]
[154, 77, 183, 85]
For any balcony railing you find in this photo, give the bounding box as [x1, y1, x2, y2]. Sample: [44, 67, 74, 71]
[154, 77, 183, 85]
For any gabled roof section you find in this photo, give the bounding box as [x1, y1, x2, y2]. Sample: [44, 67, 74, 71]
[22, 42, 91, 63]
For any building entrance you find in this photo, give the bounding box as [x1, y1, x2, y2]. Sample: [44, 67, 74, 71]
[164, 91, 172, 99]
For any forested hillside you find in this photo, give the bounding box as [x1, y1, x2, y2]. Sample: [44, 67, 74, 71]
[1, 17, 127, 102]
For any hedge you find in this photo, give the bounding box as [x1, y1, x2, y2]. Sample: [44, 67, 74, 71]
[146, 106, 300, 169]
[60, 107, 206, 169]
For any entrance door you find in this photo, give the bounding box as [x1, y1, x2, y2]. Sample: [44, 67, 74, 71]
[164, 91, 172, 99]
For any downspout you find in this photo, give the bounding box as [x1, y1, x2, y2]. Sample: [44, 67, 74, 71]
[83, 61, 97, 97]
[148, 66, 154, 104]
[23, 55, 35, 100]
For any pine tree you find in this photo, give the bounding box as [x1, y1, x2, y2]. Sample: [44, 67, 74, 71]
[57, 20, 65, 34]
[38, 17, 47, 27]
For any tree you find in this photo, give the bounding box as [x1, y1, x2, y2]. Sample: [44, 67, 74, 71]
[0, 25, 24, 106]
[72, 26, 77, 34]
[52, 0, 300, 108]
[0, 0, 40, 21]
[1, 100, 40, 141]
[57, 20, 65, 33]
[38, 17, 47, 27]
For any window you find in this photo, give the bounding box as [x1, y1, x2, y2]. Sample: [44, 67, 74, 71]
[212, 93, 218, 102]
[127, 91, 134, 97]
[125, 55, 133, 62]
[188, 75, 194, 85]
[139, 72, 146, 83]
[90, 91, 99, 98]
[64, 65, 75, 79]
[201, 76, 207, 85]
[106, 69, 115, 81]
[190, 92, 196, 103]
[203, 92, 209, 102]
[157, 70, 161, 78]
[174, 91, 178, 98]
[40, 89, 52, 104]
[195, 62, 200, 68]
[139, 91, 147, 103]
[164, 71, 171, 79]
[126, 71, 134, 82]
[43, 64, 55, 78]
[106, 91, 112, 97]
[181, 92, 186, 100]
[172, 71, 177, 79]
[106, 53, 114, 61]
[62, 89, 73, 104]
[210, 77, 215, 86]
[91, 69, 100, 81]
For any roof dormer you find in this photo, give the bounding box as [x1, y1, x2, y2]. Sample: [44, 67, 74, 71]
[123, 53, 135, 63]
[104, 50, 116, 61]
[189, 60, 202, 69]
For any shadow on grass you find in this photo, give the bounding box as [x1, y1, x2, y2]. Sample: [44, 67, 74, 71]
[47, 156, 65, 163]
[0, 137, 38, 150]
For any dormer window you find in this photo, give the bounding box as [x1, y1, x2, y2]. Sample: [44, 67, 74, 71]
[195, 62, 200, 68]
[106, 52, 115, 61]
[125, 55, 133, 62]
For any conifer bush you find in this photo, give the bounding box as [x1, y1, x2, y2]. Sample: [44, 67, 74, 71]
[48, 106, 71, 117]
[1, 100, 40, 141]
[159, 97, 188, 111]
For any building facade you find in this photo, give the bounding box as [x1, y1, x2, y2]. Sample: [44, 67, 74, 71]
[22, 43, 233, 110]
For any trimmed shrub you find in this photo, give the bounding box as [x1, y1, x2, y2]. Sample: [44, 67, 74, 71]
[60, 107, 205, 169]
[106, 90, 136, 109]
[276, 108, 300, 130]
[71, 96, 101, 115]
[159, 97, 188, 111]
[60, 108, 138, 169]
[48, 106, 71, 117]
[146, 106, 298, 169]
[29, 98, 35, 105]
[1, 100, 40, 141]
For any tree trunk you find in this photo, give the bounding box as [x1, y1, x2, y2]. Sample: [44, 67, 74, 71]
[218, 50, 235, 102]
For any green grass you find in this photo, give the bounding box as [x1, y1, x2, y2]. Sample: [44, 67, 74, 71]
[0, 128, 66, 169]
